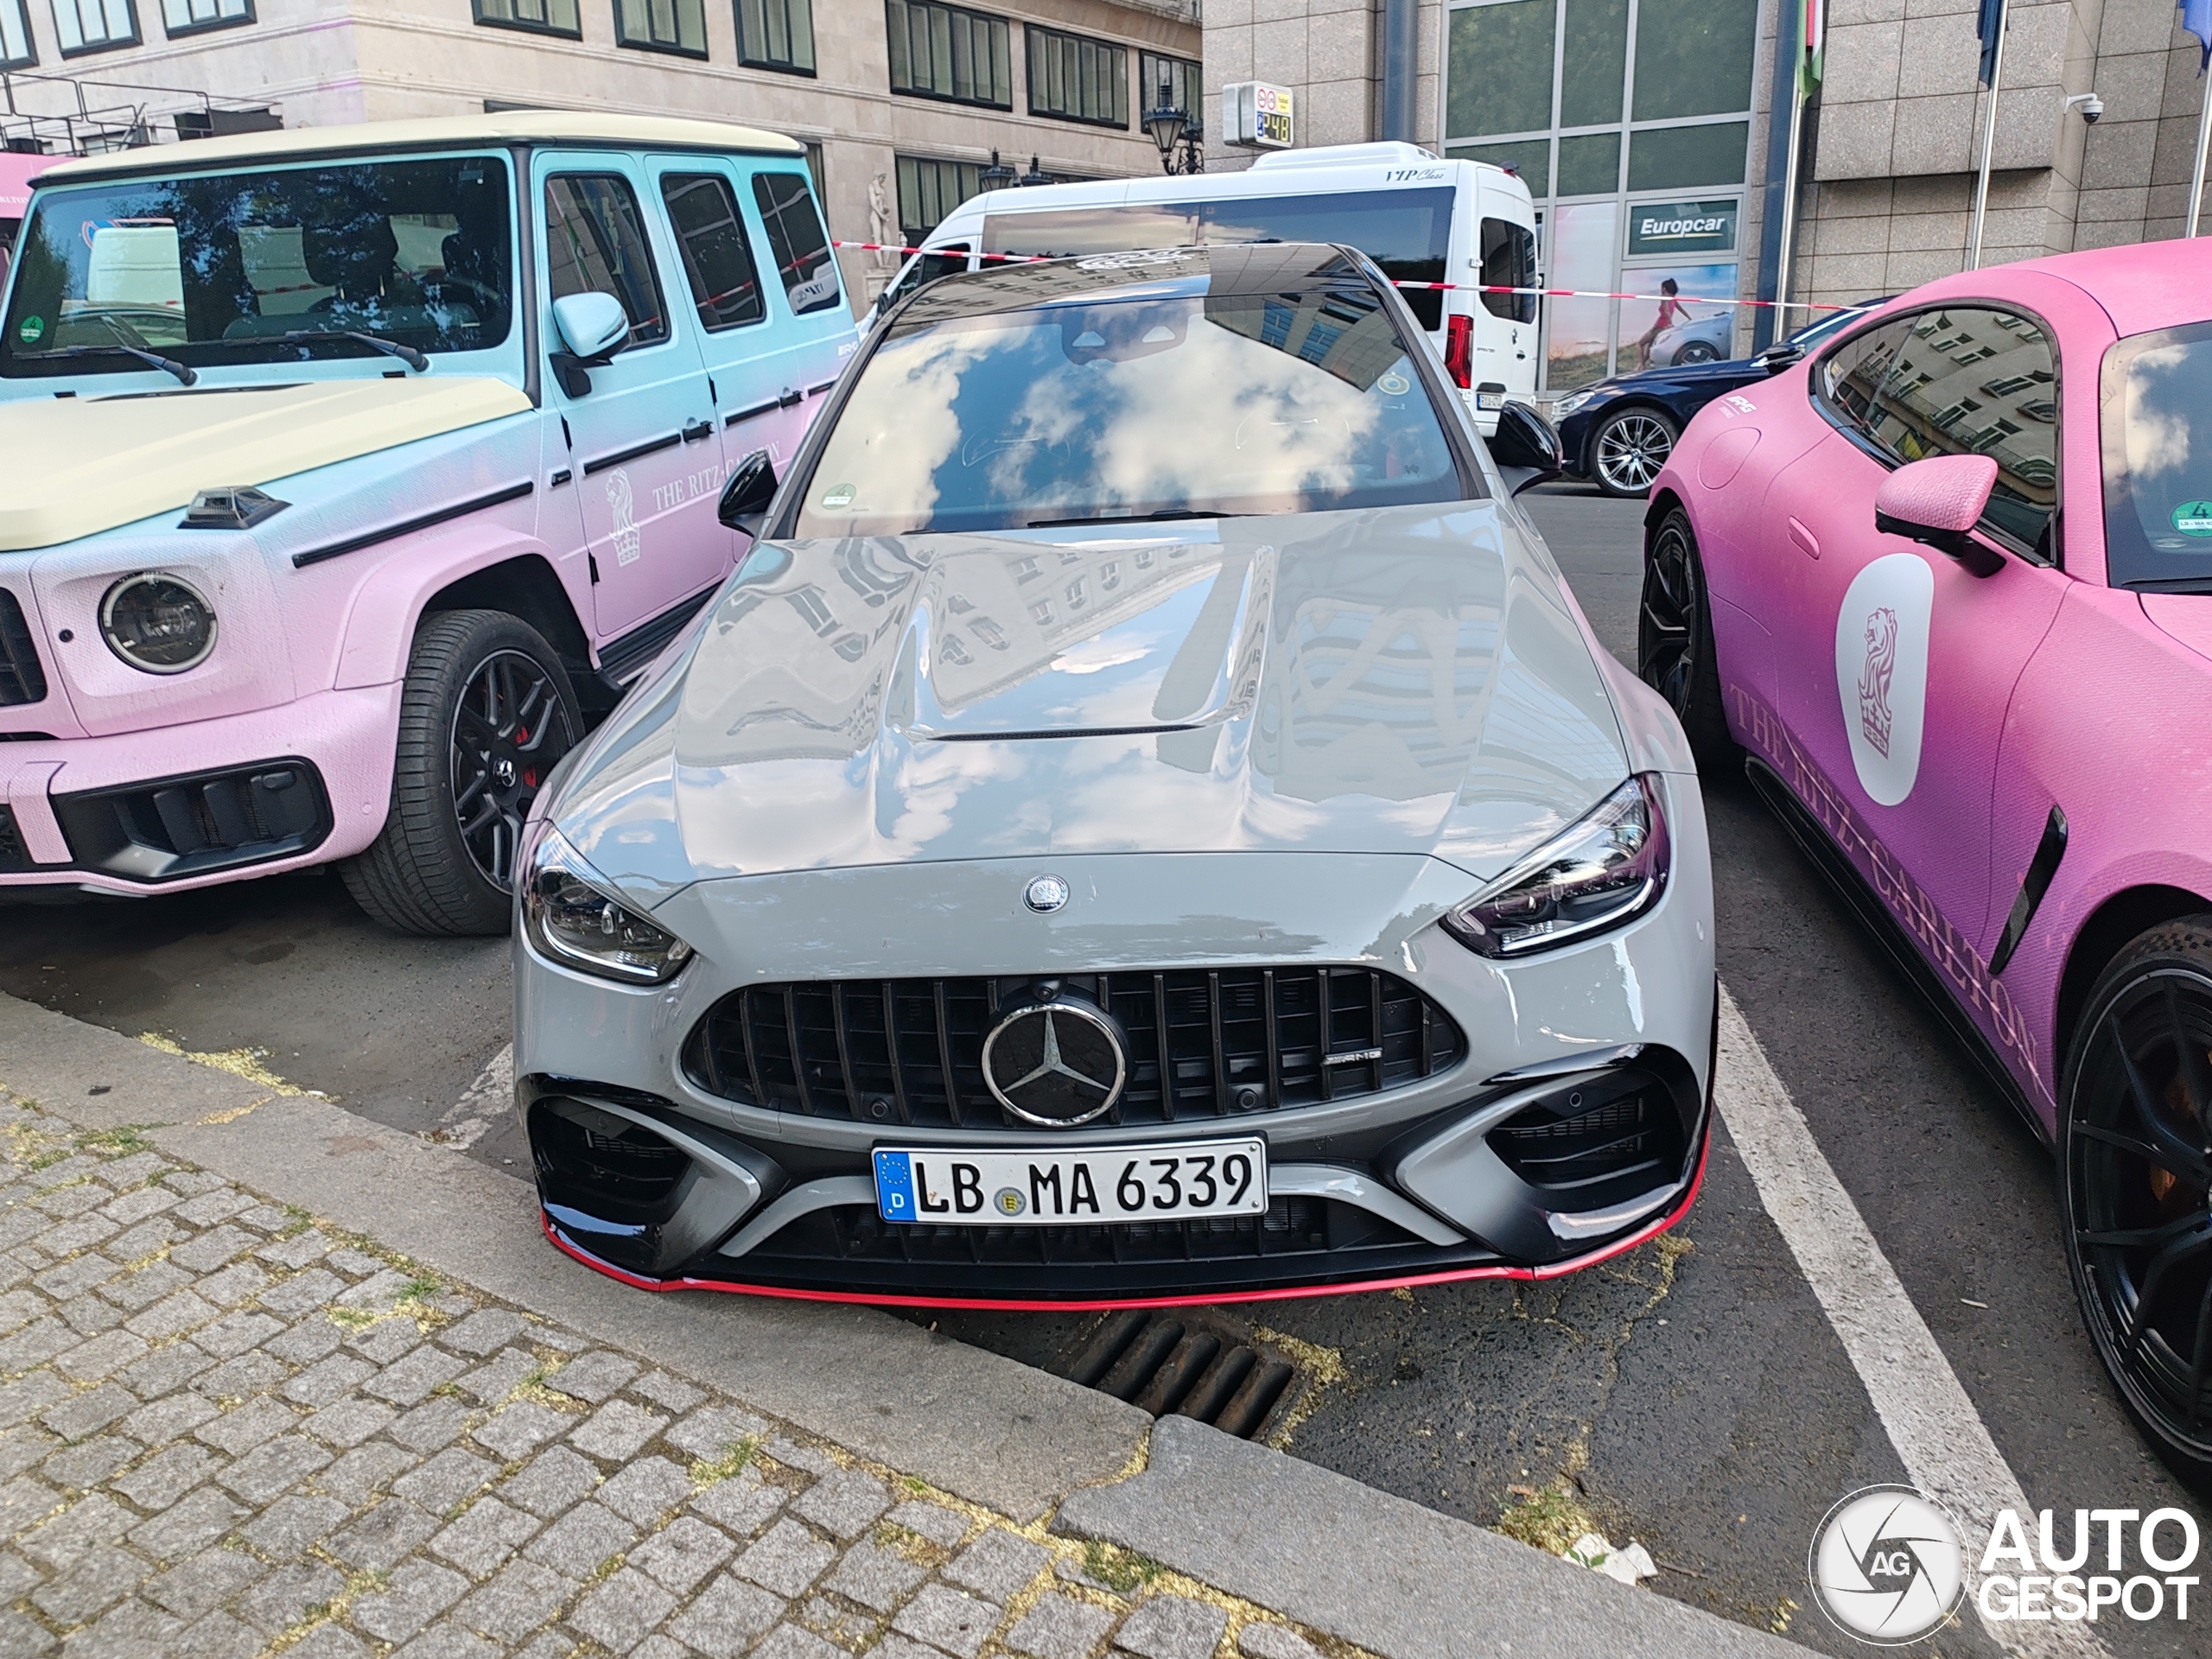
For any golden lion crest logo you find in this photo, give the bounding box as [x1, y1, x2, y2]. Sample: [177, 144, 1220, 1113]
[1858, 606, 1898, 760]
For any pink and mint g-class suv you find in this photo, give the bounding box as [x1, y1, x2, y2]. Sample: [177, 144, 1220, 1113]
[0, 114, 856, 933]
[1641, 239, 2212, 1480]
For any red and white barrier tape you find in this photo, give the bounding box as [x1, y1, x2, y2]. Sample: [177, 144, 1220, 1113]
[830, 240, 1869, 316]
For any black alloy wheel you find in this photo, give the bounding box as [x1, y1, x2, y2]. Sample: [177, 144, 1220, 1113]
[2063, 920, 2212, 1485]
[340, 609, 582, 936]
[1636, 509, 1733, 770]
[1590, 407, 1680, 497]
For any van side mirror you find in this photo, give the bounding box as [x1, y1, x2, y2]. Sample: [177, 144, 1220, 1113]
[718, 449, 778, 537]
[1489, 400, 1563, 496]
[1873, 454, 2003, 576]
[549, 292, 630, 397]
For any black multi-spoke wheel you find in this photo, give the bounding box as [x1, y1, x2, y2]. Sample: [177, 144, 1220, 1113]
[1636, 509, 1732, 769]
[2063, 921, 2212, 1484]
[1590, 407, 1679, 497]
[341, 609, 582, 936]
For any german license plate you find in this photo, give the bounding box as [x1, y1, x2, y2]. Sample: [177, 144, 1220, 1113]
[871, 1138, 1268, 1226]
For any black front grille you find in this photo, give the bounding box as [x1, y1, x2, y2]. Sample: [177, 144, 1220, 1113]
[0, 807, 29, 874]
[683, 968, 1465, 1128]
[0, 590, 46, 707]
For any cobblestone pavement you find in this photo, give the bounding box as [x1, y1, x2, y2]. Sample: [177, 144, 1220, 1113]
[0, 1090, 1351, 1659]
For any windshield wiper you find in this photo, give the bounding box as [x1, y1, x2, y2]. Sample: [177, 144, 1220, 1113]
[266, 329, 429, 372]
[27, 342, 196, 387]
[1019, 507, 1249, 530]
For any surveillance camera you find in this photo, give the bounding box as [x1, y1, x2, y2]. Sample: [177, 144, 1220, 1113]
[2065, 92, 2104, 124]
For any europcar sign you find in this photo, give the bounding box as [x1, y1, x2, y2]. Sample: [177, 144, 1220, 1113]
[1224, 82, 1294, 149]
[1627, 199, 1739, 256]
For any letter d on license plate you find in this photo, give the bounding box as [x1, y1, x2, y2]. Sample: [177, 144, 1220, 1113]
[872, 1138, 1268, 1226]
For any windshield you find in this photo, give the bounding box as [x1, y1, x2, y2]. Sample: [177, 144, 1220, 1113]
[796, 283, 1471, 538]
[3, 154, 512, 377]
[2102, 321, 2212, 589]
[980, 190, 1457, 329]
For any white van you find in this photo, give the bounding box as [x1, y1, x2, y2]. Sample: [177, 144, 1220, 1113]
[877, 142, 1540, 431]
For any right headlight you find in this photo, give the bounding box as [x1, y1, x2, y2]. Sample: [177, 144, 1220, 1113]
[1440, 775, 1670, 958]
[522, 830, 694, 985]
[100, 572, 218, 674]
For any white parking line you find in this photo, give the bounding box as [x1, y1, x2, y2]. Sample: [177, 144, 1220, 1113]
[1716, 984, 2109, 1659]
[436, 1041, 512, 1151]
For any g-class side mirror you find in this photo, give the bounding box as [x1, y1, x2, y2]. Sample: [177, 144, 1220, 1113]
[549, 292, 631, 397]
[718, 449, 778, 537]
[1490, 399, 1564, 496]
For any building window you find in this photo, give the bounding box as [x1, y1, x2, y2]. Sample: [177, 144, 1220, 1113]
[51, 0, 138, 53]
[613, 0, 707, 56]
[162, 0, 249, 33]
[885, 0, 1012, 109]
[474, 0, 581, 36]
[1138, 51, 1199, 119]
[1027, 26, 1127, 128]
[895, 155, 983, 240]
[2, 0, 35, 66]
[1443, 0, 1757, 390]
[736, 0, 812, 72]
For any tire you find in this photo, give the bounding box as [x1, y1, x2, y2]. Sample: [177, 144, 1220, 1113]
[1589, 406, 1680, 498]
[2060, 918, 2212, 1487]
[340, 609, 582, 937]
[1637, 509, 1734, 772]
[1677, 341, 1722, 365]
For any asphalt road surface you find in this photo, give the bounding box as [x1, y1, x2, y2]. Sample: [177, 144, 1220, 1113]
[3, 484, 2203, 1655]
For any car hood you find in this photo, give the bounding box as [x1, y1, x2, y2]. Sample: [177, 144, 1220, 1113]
[549, 503, 1632, 902]
[0, 376, 531, 552]
[1576, 360, 1764, 402]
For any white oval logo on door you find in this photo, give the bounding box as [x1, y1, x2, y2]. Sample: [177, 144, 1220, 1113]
[1834, 552, 1932, 807]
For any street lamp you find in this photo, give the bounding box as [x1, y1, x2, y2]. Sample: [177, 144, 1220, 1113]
[1017, 154, 1051, 187]
[1143, 102, 1204, 175]
[978, 149, 1015, 191]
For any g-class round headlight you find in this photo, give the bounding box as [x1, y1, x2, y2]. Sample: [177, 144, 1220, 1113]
[99, 573, 218, 674]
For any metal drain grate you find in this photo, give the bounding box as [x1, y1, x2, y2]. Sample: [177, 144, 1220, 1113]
[1061, 1310, 1302, 1440]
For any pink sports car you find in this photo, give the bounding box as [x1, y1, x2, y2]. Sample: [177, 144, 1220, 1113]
[1642, 240, 2212, 1479]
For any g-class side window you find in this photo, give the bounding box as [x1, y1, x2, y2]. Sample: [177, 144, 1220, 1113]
[752, 172, 843, 316]
[545, 174, 671, 347]
[661, 172, 767, 331]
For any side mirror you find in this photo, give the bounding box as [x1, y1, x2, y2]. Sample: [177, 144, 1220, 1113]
[1489, 399, 1564, 496]
[717, 448, 778, 537]
[1753, 343, 1802, 375]
[1873, 454, 2003, 577]
[549, 292, 630, 397]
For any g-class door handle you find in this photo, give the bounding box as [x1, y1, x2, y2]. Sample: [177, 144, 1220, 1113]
[777, 387, 802, 409]
[682, 418, 714, 444]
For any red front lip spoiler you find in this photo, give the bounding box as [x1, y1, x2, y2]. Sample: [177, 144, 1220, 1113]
[536, 1127, 1712, 1313]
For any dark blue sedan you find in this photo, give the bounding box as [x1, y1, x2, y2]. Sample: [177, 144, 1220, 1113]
[1551, 300, 1890, 496]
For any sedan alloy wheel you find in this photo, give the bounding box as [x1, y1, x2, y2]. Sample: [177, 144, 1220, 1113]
[1591, 409, 1680, 497]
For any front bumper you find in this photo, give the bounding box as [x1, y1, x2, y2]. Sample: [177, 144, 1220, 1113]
[513, 780, 1716, 1307]
[0, 683, 400, 896]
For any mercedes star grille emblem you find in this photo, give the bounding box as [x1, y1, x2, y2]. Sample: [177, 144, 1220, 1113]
[980, 995, 1128, 1126]
[1023, 874, 1071, 913]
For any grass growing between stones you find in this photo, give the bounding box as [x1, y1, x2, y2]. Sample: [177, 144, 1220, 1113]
[1495, 1481, 1599, 1556]
[690, 1435, 761, 1485]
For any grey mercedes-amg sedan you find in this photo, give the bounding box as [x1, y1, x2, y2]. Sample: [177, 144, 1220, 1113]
[511, 243, 1715, 1307]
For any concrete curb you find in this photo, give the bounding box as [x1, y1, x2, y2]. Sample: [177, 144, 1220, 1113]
[0, 988, 1815, 1655]
[1056, 1416, 1808, 1659]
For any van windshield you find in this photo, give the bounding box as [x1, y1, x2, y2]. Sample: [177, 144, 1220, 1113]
[2, 154, 513, 378]
[980, 189, 1455, 329]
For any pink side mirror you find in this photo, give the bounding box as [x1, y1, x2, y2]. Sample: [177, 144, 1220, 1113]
[1873, 454, 2003, 576]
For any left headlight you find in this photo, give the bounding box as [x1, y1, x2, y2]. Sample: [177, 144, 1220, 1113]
[1440, 775, 1671, 958]
[1550, 389, 1597, 419]
[100, 572, 217, 674]
[522, 830, 694, 985]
